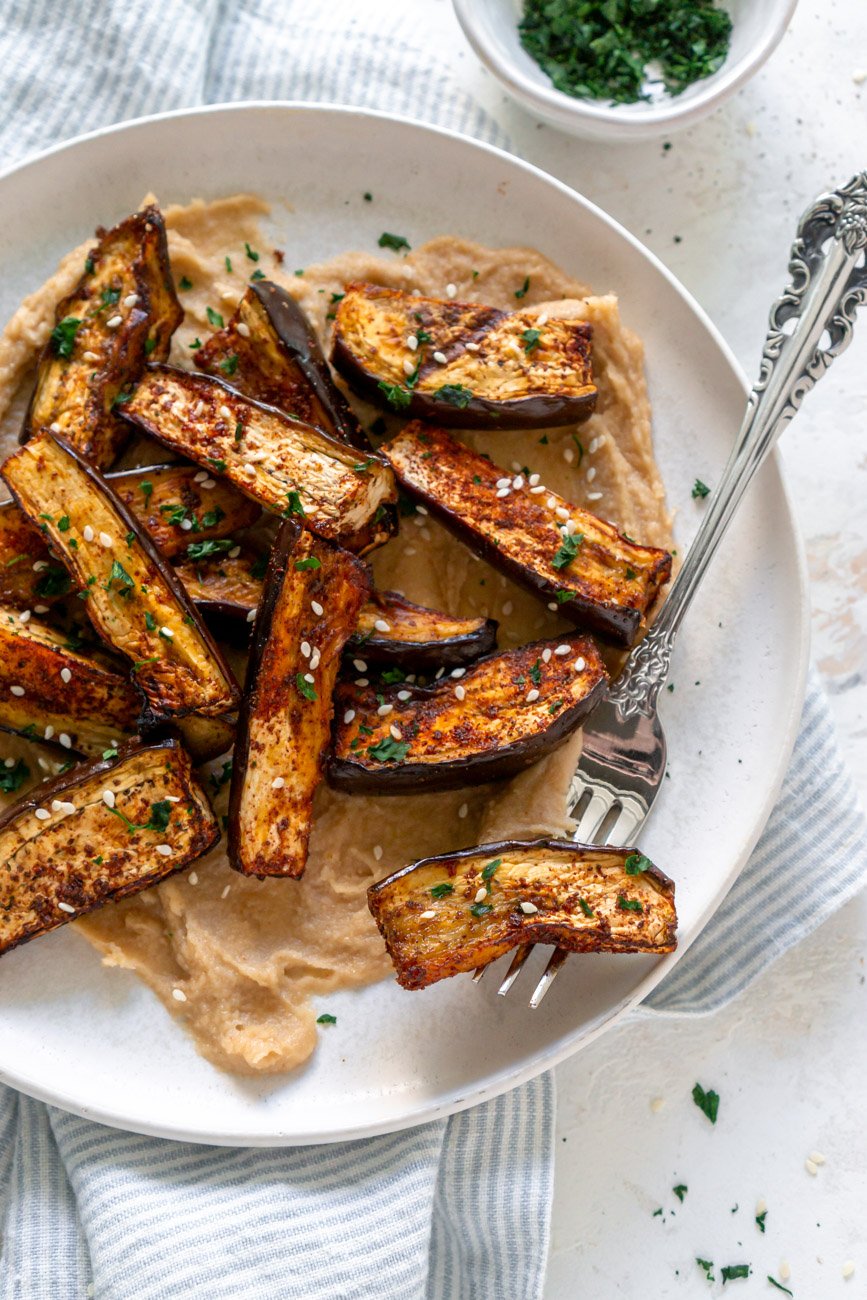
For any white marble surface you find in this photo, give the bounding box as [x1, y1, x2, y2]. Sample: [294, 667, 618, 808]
[409, 1, 867, 1294]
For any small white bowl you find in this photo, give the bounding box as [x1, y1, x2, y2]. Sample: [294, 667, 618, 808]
[452, 0, 798, 141]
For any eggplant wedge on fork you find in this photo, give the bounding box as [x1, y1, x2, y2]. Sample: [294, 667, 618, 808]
[195, 281, 368, 448]
[329, 633, 607, 793]
[2, 433, 240, 723]
[331, 282, 596, 429]
[385, 423, 672, 647]
[368, 839, 676, 989]
[0, 736, 220, 958]
[24, 204, 182, 468]
[122, 366, 397, 554]
[229, 522, 370, 878]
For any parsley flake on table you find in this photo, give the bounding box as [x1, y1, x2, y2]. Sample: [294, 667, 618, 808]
[692, 478, 711, 499]
[378, 231, 411, 252]
[672, 1183, 687, 1203]
[720, 1263, 750, 1283]
[316, 1013, 337, 1025]
[514, 276, 530, 299]
[692, 1081, 720, 1124]
[767, 1278, 793, 1296]
[695, 1258, 715, 1283]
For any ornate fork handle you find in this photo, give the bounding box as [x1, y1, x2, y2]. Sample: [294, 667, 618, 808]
[610, 173, 867, 720]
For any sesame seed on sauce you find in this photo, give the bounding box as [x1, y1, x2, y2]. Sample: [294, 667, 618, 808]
[155, 844, 172, 857]
[420, 910, 436, 920]
[573, 657, 586, 672]
[246, 608, 257, 623]
[343, 710, 356, 725]
[355, 678, 369, 687]
[389, 725, 402, 741]
[60, 667, 72, 683]
[377, 703, 393, 717]
[455, 685, 466, 701]
[433, 351, 447, 365]
[520, 901, 539, 914]
[496, 488, 510, 499]
[396, 691, 411, 702]
[82, 525, 95, 543]
[219, 405, 232, 421]
[474, 887, 487, 904]
[450, 668, 466, 679]
[554, 644, 571, 656]
[311, 600, 324, 617]
[496, 477, 511, 489]
[526, 688, 540, 703]
[44, 725, 55, 739]
[402, 358, 415, 376]
[194, 470, 208, 483]
[58, 902, 76, 914]
[352, 659, 367, 673]
[406, 334, 418, 351]
[237, 322, 251, 338]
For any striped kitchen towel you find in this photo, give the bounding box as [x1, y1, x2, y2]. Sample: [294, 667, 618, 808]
[0, 3, 866, 1299]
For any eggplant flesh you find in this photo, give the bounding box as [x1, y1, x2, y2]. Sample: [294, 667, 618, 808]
[347, 589, 498, 669]
[122, 365, 396, 554]
[0, 737, 219, 957]
[368, 838, 677, 989]
[228, 523, 370, 878]
[195, 281, 368, 448]
[328, 633, 608, 794]
[24, 204, 182, 467]
[1, 433, 240, 723]
[331, 282, 596, 429]
[384, 423, 672, 647]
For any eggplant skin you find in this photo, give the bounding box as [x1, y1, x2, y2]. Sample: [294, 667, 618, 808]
[332, 282, 596, 430]
[1, 432, 240, 723]
[347, 589, 498, 670]
[368, 838, 677, 989]
[385, 423, 672, 647]
[228, 522, 370, 878]
[122, 365, 397, 554]
[195, 281, 368, 448]
[0, 736, 220, 958]
[24, 204, 183, 468]
[328, 633, 608, 794]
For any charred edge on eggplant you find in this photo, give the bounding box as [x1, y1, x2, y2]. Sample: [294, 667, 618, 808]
[331, 282, 597, 430]
[347, 589, 498, 669]
[0, 735, 220, 958]
[1, 432, 240, 724]
[228, 522, 371, 878]
[384, 423, 672, 647]
[23, 204, 183, 467]
[122, 365, 397, 554]
[195, 281, 369, 449]
[368, 837, 677, 989]
[328, 633, 608, 794]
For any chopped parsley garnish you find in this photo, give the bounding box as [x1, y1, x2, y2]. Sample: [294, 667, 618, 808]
[102, 747, 118, 760]
[378, 381, 412, 411]
[84, 257, 94, 274]
[720, 1264, 750, 1283]
[104, 560, 135, 595]
[111, 388, 133, 409]
[35, 567, 72, 598]
[430, 882, 454, 900]
[187, 538, 234, 561]
[552, 532, 584, 571]
[144, 611, 157, 631]
[379, 667, 406, 685]
[353, 458, 376, 473]
[224, 256, 232, 273]
[219, 354, 239, 376]
[0, 758, 30, 793]
[179, 276, 193, 290]
[316, 1013, 337, 1025]
[625, 566, 637, 581]
[578, 897, 594, 917]
[481, 857, 502, 881]
[695, 1259, 715, 1283]
[518, 0, 732, 105]
[206, 306, 224, 329]
[366, 736, 410, 764]
[624, 852, 651, 875]
[572, 434, 584, 464]
[755, 1209, 767, 1234]
[93, 287, 120, 314]
[363, 191, 373, 202]
[555, 589, 573, 604]
[528, 659, 542, 687]
[692, 1081, 720, 1124]
[434, 384, 473, 409]
[330, 291, 345, 305]
[188, 337, 202, 349]
[250, 555, 269, 579]
[207, 458, 227, 472]
[250, 269, 266, 282]
[672, 1184, 687, 1203]
[209, 759, 233, 793]
[144, 336, 157, 356]
[767, 1279, 793, 1297]
[514, 277, 530, 299]
[50, 316, 81, 358]
[617, 894, 643, 913]
[470, 902, 493, 918]
[245, 243, 259, 262]
[295, 674, 318, 702]
[692, 478, 711, 499]
[378, 231, 411, 252]
[200, 506, 226, 529]
[285, 491, 305, 517]
[108, 799, 172, 835]
[57, 515, 70, 532]
[522, 327, 541, 353]
[294, 556, 322, 571]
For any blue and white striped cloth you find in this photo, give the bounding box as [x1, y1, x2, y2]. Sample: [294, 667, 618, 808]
[0, 4, 865, 1298]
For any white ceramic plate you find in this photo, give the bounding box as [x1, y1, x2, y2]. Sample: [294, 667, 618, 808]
[0, 104, 808, 1146]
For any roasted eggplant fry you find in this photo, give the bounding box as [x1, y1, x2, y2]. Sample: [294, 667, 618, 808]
[23, 204, 182, 467]
[332, 282, 596, 429]
[0, 737, 220, 958]
[1, 433, 240, 722]
[368, 839, 677, 989]
[347, 590, 498, 670]
[329, 633, 607, 793]
[385, 423, 672, 646]
[229, 523, 370, 878]
[173, 548, 264, 628]
[196, 281, 368, 447]
[123, 366, 396, 553]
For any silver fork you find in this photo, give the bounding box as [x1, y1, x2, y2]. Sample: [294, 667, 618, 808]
[478, 172, 867, 1006]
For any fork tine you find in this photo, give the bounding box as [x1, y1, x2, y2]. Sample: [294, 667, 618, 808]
[496, 945, 532, 995]
[471, 963, 488, 983]
[528, 947, 569, 1008]
[572, 788, 615, 843]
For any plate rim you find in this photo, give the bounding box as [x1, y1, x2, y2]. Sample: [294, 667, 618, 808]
[0, 100, 811, 1144]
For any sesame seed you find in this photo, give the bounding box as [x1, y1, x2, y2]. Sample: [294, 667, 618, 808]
[474, 887, 487, 904]
[587, 491, 603, 501]
[309, 650, 321, 671]
[311, 600, 324, 616]
[554, 644, 571, 656]
[300, 641, 311, 658]
[180, 519, 193, 531]
[44, 725, 55, 739]
[10, 684, 25, 697]
[563, 447, 575, 463]
[83, 525, 94, 542]
[374, 619, 390, 633]
[355, 678, 369, 687]
[650, 1097, 665, 1113]
[99, 532, 112, 548]
[59, 733, 71, 748]
[303, 672, 315, 684]
[435, 668, 445, 680]
[33, 561, 48, 572]
[465, 341, 480, 352]
[57, 902, 76, 914]
[343, 709, 356, 724]
[546, 496, 557, 509]
[520, 901, 538, 914]
[842, 1261, 855, 1279]
[228, 546, 241, 559]
[502, 601, 513, 616]
[420, 910, 436, 920]
[189, 871, 198, 885]
[102, 789, 116, 808]
[587, 466, 597, 483]
[512, 475, 524, 489]
[780, 1263, 791, 1282]
[588, 437, 601, 454]
[389, 725, 402, 741]
[756, 1198, 767, 1215]
[18, 609, 31, 625]
[458, 802, 469, 819]
[123, 293, 139, 307]
[60, 667, 72, 684]
[377, 703, 393, 717]
[396, 690, 411, 702]
[404, 546, 416, 557]
[529, 473, 541, 486]
[34, 808, 50, 820]
[221, 885, 231, 899]
[172, 988, 187, 1002]
[402, 357, 415, 376]
[555, 506, 569, 520]
[496, 477, 512, 489]
[51, 800, 63, 811]
[406, 334, 418, 350]
[352, 659, 367, 673]
[495, 487, 510, 499]
[237, 322, 251, 338]
[445, 283, 457, 298]
[193, 469, 208, 484]
[105, 315, 122, 329]
[34, 605, 49, 614]
[455, 684, 466, 701]
[413, 514, 426, 527]
[541, 648, 552, 664]
[271, 776, 285, 789]
[415, 504, 429, 515]
[805, 1158, 818, 1176]
[155, 844, 172, 857]
[246, 608, 257, 622]
[547, 602, 558, 612]
[526, 688, 540, 703]
[529, 485, 545, 495]
[160, 626, 174, 639]
[219, 404, 232, 420]
[243, 463, 257, 478]
[201, 478, 216, 490]
[433, 351, 447, 365]
[536, 312, 548, 327]
[451, 668, 466, 679]
[164, 795, 181, 803]
[810, 1151, 826, 1165]
[82, 352, 99, 362]
[59, 801, 76, 816]
[373, 845, 383, 861]
[573, 657, 586, 672]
